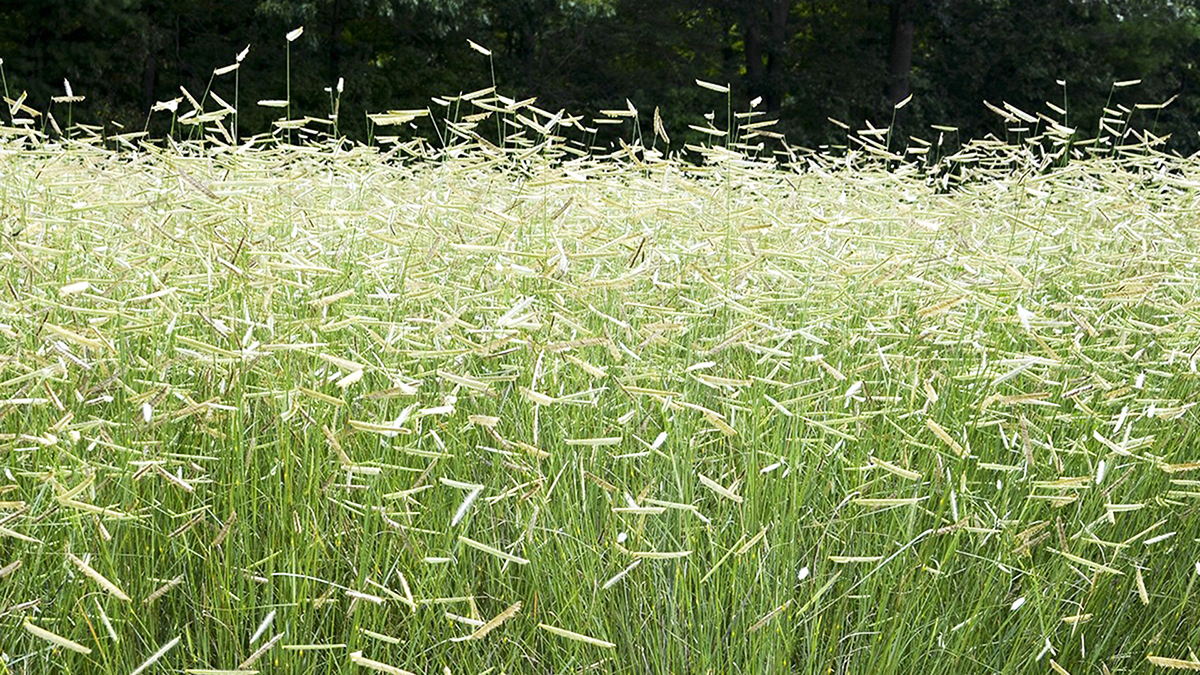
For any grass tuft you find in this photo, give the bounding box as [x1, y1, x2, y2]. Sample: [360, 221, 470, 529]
[0, 74, 1198, 674]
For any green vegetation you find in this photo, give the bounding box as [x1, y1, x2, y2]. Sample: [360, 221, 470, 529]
[1, 80, 1200, 675]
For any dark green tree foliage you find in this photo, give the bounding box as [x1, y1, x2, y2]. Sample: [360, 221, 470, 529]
[0, 0, 1195, 152]
[905, 0, 1198, 149]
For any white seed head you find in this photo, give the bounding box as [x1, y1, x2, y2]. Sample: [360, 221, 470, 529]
[1017, 304, 1035, 331]
[467, 39, 492, 56]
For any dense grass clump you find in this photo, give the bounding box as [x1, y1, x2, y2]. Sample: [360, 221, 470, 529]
[1, 87, 1199, 674]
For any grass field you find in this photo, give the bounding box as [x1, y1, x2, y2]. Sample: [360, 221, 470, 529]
[2, 86, 1200, 674]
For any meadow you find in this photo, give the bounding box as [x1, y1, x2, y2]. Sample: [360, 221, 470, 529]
[1, 77, 1200, 674]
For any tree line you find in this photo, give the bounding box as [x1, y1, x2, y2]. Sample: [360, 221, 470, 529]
[0, 0, 1196, 153]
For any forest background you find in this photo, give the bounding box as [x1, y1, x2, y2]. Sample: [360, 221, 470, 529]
[0, 0, 1196, 153]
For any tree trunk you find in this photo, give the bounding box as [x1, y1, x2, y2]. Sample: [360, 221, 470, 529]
[512, 0, 544, 87]
[142, 50, 158, 114]
[744, 17, 765, 103]
[739, 0, 790, 113]
[328, 0, 343, 82]
[886, 0, 915, 106]
[763, 0, 789, 112]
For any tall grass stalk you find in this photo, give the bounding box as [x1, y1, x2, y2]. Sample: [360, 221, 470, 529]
[234, 45, 249, 141]
[0, 58, 9, 124]
[467, 39, 501, 148]
[285, 27, 303, 143]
